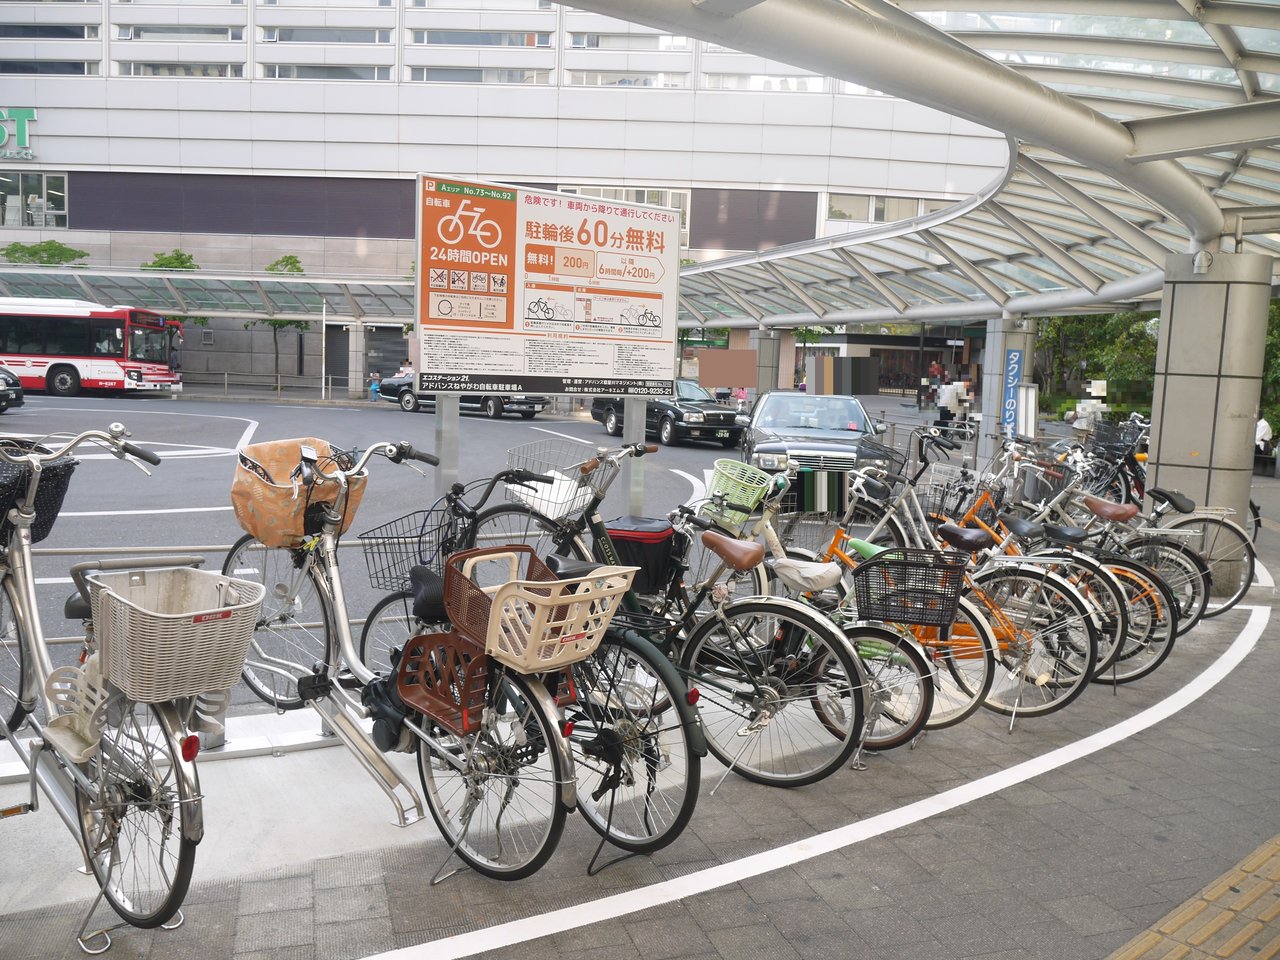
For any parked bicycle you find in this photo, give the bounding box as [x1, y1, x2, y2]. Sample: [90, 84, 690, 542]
[0, 425, 265, 953]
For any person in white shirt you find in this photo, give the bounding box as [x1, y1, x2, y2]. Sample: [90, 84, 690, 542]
[1258, 415, 1274, 454]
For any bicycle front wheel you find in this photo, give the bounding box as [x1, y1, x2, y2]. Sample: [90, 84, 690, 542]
[971, 565, 1098, 718]
[1121, 537, 1210, 636]
[418, 670, 568, 880]
[0, 576, 29, 738]
[566, 629, 700, 854]
[224, 534, 334, 709]
[1097, 556, 1178, 684]
[359, 590, 419, 676]
[77, 698, 197, 927]
[913, 595, 996, 730]
[680, 598, 864, 787]
[1161, 514, 1255, 618]
[467, 504, 590, 561]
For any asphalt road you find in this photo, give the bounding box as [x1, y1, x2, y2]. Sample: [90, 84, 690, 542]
[3, 392, 732, 708]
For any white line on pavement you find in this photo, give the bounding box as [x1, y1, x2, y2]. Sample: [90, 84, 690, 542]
[59, 506, 234, 517]
[369, 601, 1272, 960]
[528, 426, 593, 445]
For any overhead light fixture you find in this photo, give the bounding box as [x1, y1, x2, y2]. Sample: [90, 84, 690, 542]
[1192, 250, 1213, 275]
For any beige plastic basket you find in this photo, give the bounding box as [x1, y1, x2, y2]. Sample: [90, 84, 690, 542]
[454, 549, 636, 673]
[88, 567, 267, 703]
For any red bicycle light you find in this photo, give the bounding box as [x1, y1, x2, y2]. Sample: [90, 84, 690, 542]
[562, 720, 575, 738]
[686, 688, 701, 706]
[181, 735, 200, 763]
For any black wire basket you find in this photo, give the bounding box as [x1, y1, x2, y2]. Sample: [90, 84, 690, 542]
[853, 438, 908, 476]
[357, 504, 458, 592]
[850, 548, 966, 628]
[0, 439, 78, 545]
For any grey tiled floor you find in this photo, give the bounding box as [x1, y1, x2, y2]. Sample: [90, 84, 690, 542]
[3, 483, 1278, 960]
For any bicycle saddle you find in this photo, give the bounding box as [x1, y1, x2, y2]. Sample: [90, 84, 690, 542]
[1042, 523, 1090, 546]
[702, 530, 766, 571]
[1082, 495, 1140, 523]
[409, 565, 446, 623]
[1000, 514, 1042, 541]
[543, 554, 607, 580]
[1148, 487, 1195, 514]
[935, 523, 994, 552]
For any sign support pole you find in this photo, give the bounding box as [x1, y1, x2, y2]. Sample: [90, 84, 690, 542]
[434, 394, 460, 499]
[623, 396, 646, 515]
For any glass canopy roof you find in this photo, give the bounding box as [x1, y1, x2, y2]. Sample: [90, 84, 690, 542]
[1, 0, 1276, 330]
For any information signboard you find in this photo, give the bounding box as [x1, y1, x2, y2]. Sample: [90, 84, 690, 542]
[1001, 347, 1023, 437]
[415, 176, 679, 396]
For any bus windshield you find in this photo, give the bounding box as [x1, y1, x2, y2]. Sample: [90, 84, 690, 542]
[128, 326, 169, 364]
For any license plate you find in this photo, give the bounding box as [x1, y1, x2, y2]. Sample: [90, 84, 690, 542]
[716, 430, 730, 438]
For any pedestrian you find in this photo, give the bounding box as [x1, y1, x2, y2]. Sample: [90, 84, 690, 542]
[369, 369, 381, 402]
[1257, 413, 1274, 454]
[397, 357, 413, 378]
[735, 385, 748, 412]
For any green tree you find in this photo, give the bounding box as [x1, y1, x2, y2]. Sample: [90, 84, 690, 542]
[1261, 300, 1280, 435]
[793, 325, 832, 386]
[2, 240, 89, 265]
[246, 254, 310, 376]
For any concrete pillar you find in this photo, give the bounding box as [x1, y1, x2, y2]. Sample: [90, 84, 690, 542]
[346, 323, 367, 400]
[1148, 252, 1272, 525]
[754, 327, 781, 396]
[728, 328, 752, 350]
[977, 314, 1037, 465]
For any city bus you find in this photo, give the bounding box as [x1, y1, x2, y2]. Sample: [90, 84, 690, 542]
[0, 298, 182, 397]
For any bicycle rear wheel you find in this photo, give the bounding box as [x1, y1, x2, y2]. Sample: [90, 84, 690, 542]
[359, 590, 419, 676]
[0, 576, 28, 738]
[1096, 556, 1178, 684]
[77, 698, 197, 927]
[971, 565, 1098, 718]
[680, 598, 863, 787]
[418, 669, 568, 880]
[1161, 514, 1255, 618]
[843, 625, 932, 751]
[566, 629, 700, 854]
[1120, 537, 1209, 636]
[223, 534, 334, 709]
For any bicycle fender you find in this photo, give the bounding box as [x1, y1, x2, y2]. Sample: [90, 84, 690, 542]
[155, 700, 204, 845]
[524, 678, 577, 810]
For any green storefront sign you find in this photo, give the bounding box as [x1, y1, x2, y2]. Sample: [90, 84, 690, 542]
[0, 108, 36, 160]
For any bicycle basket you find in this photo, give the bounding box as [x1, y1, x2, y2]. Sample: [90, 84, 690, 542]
[0, 439, 78, 545]
[854, 438, 908, 476]
[88, 567, 266, 702]
[231, 437, 366, 548]
[446, 544, 636, 674]
[850, 548, 966, 628]
[358, 505, 457, 591]
[701, 459, 771, 530]
[505, 438, 598, 520]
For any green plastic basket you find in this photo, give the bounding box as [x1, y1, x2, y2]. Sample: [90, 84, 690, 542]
[703, 459, 772, 530]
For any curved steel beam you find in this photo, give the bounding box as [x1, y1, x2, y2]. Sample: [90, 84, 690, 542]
[565, 0, 1225, 244]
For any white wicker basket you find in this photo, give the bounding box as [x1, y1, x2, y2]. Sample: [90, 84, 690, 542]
[88, 567, 266, 703]
[478, 558, 636, 672]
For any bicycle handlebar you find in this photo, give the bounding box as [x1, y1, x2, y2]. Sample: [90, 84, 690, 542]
[0, 422, 160, 467]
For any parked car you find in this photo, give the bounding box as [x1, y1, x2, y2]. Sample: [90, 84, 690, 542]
[741, 391, 886, 472]
[376, 372, 548, 419]
[0, 366, 24, 414]
[591, 379, 744, 447]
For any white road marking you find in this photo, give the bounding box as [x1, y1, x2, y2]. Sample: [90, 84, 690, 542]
[58, 506, 234, 517]
[528, 426, 594, 445]
[5, 408, 258, 459]
[368, 600, 1272, 960]
[669, 467, 714, 505]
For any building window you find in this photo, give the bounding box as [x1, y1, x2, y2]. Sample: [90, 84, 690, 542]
[267, 28, 391, 44]
[567, 32, 689, 50]
[827, 194, 870, 221]
[565, 71, 689, 88]
[120, 62, 245, 77]
[264, 64, 390, 80]
[116, 25, 241, 41]
[0, 172, 67, 228]
[0, 24, 95, 39]
[410, 0, 553, 7]
[0, 61, 97, 75]
[414, 30, 550, 47]
[409, 66, 549, 84]
[702, 73, 825, 92]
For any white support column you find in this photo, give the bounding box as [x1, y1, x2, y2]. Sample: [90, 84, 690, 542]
[1148, 252, 1273, 526]
[977, 313, 1037, 465]
[347, 323, 367, 401]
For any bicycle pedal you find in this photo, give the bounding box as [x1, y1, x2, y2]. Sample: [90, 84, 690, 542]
[298, 672, 333, 702]
[0, 802, 33, 819]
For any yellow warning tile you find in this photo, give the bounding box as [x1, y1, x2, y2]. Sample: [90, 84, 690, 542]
[1203, 869, 1247, 901]
[1230, 877, 1270, 912]
[1215, 920, 1265, 957]
[1184, 908, 1233, 947]
[1240, 844, 1277, 872]
[1158, 898, 1209, 936]
[1256, 932, 1280, 960]
[1110, 931, 1165, 960]
[1257, 894, 1280, 925]
[1157, 945, 1191, 960]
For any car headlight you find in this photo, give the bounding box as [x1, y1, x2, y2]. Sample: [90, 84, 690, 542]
[752, 452, 788, 470]
[684, 412, 704, 423]
[0, 371, 16, 387]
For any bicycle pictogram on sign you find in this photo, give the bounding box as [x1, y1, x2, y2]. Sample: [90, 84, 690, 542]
[437, 198, 503, 249]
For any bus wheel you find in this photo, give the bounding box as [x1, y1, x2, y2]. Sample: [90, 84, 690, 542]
[47, 367, 81, 398]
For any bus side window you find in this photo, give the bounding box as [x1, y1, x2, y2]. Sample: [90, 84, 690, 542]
[12, 316, 42, 354]
[0, 317, 11, 352]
